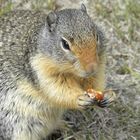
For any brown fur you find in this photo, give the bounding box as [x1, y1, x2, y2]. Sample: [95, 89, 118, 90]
[31, 51, 105, 109]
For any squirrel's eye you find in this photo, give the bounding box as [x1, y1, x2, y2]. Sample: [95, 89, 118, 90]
[61, 38, 70, 51]
[96, 34, 99, 43]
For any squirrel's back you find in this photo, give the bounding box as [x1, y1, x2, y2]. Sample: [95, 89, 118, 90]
[0, 10, 46, 89]
[0, 10, 49, 139]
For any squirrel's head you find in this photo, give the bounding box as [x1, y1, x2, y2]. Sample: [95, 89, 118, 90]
[39, 4, 105, 78]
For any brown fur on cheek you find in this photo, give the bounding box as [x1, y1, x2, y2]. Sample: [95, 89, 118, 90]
[71, 40, 99, 73]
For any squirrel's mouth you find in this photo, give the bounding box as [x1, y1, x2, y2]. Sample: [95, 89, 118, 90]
[72, 60, 98, 78]
[76, 70, 97, 78]
[85, 71, 97, 77]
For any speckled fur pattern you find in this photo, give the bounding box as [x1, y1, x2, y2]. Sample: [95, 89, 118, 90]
[0, 7, 106, 140]
[0, 10, 63, 140]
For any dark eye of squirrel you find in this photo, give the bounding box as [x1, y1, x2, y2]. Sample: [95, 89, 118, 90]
[61, 38, 70, 51]
[96, 34, 99, 43]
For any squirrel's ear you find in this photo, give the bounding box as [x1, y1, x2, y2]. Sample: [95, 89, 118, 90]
[81, 4, 87, 13]
[46, 12, 57, 32]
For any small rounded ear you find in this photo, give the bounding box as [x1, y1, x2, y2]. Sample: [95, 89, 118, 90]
[81, 4, 87, 13]
[46, 12, 57, 32]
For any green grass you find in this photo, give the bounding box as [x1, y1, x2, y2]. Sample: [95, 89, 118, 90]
[94, 0, 140, 44]
[0, 0, 13, 16]
[31, 0, 56, 11]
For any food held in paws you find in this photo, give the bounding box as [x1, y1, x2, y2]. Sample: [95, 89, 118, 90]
[87, 89, 104, 100]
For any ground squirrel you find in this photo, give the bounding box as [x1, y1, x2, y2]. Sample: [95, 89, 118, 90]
[0, 4, 109, 140]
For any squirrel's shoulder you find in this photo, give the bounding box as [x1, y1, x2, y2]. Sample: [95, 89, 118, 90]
[0, 10, 46, 21]
[0, 10, 46, 39]
[0, 10, 46, 56]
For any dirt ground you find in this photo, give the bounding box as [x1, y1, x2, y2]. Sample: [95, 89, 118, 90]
[0, 0, 140, 140]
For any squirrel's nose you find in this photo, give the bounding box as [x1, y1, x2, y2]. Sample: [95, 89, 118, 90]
[85, 63, 97, 74]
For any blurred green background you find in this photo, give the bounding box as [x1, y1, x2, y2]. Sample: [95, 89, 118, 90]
[0, 0, 140, 139]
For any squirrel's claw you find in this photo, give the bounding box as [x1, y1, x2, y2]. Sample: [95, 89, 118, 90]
[97, 91, 116, 108]
[97, 98, 111, 108]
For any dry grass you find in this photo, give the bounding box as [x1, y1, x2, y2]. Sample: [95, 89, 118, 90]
[0, 0, 140, 139]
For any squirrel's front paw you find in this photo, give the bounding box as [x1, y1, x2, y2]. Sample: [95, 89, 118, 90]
[77, 92, 95, 109]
